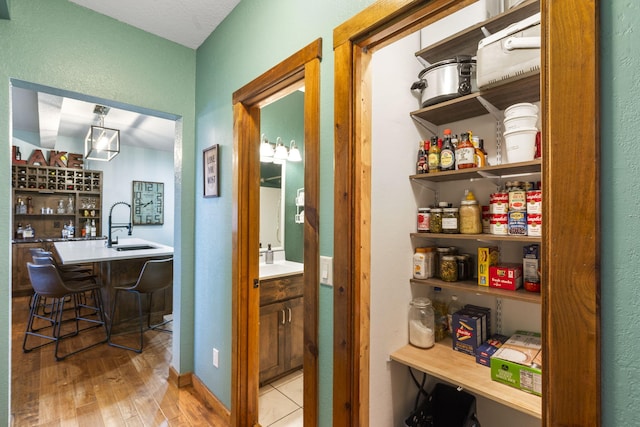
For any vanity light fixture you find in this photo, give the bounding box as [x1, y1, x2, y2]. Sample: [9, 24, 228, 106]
[260, 134, 275, 163]
[273, 137, 288, 164]
[85, 105, 120, 162]
[287, 140, 302, 162]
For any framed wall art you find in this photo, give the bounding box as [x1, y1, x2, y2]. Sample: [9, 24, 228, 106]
[132, 180, 164, 225]
[203, 144, 220, 197]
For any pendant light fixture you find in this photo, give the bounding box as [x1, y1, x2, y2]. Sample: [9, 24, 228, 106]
[287, 140, 302, 162]
[84, 105, 120, 162]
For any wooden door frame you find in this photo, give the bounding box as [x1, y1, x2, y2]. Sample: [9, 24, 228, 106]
[332, 0, 599, 426]
[232, 38, 321, 427]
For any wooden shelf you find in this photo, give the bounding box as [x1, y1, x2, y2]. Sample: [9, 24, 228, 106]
[410, 278, 541, 304]
[410, 73, 540, 125]
[410, 232, 541, 243]
[390, 342, 541, 419]
[410, 159, 541, 183]
[415, 0, 540, 64]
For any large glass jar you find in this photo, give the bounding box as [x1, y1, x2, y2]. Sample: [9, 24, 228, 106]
[435, 247, 455, 278]
[429, 208, 443, 233]
[440, 255, 459, 282]
[441, 207, 460, 234]
[459, 199, 482, 234]
[408, 297, 435, 348]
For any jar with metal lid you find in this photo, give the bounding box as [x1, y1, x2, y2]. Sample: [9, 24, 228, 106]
[435, 247, 455, 278]
[441, 207, 459, 234]
[459, 199, 482, 234]
[408, 297, 435, 348]
[455, 254, 471, 280]
[430, 208, 443, 233]
[440, 255, 458, 282]
[413, 247, 435, 279]
[417, 208, 431, 232]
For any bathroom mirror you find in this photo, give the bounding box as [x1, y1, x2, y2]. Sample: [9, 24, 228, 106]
[259, 89, 304, 260]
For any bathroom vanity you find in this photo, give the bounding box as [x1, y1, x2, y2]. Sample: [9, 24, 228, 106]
[259, 261, 304, 385]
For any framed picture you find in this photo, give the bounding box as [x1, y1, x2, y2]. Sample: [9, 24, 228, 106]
[203, 144, 220, 197]
[132, 181, 164, 225]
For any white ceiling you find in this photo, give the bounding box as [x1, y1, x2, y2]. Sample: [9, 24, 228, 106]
[13, 1, 240, 154]
[68, 0, 241, 49]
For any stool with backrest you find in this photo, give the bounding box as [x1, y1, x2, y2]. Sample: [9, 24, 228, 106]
[23, 262, 108, 360]
[108, 257, 173, 353]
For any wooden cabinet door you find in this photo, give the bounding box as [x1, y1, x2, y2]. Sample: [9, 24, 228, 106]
[259, 301, 286, 384]
[286, 296, 304, 371]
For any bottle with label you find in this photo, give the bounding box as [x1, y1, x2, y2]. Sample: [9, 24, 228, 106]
[90, 219, 97, 237]
[427, 136, 440, 173]
[455, 132, 476, 169]
[67, 220, 75, 238]
[473, 137, 487, 168]
[447, 295, 464, 339]
[440, 129, 455, 171]
[265, 243, 274, 264]
[15, 223, 23, 240]
[432, 287, 449, 341]
[416, 141, 426, 174]
[413, 247, 435, 279]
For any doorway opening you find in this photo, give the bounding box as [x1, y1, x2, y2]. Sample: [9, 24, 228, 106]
[231, 39, 321, 426]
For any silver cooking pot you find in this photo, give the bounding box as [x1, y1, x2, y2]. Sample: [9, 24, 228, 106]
[411, 55, 478, 107]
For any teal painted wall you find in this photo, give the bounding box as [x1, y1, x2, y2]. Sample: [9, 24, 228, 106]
[261, 91, 305, 263]
[193, 1, 375, 420]
[600, 1, 640, 426]
[0, 0, 197, 422]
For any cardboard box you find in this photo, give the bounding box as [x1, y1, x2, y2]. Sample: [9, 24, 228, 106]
[452, 311, 483, 356]
[464, 304, 491, 341]
[489, 263, 522, 291]
[522, 244, 540, 283]
[477, 247, 499, 286]
[476, 334, 508, 367]
[490, 331, 542, 395]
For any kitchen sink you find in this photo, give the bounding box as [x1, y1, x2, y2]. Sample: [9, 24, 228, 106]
[114, 245, 156, 251]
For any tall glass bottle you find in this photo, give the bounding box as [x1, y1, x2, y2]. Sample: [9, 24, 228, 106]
[427, 136, 440, 173]
[440, 129, 456, 171]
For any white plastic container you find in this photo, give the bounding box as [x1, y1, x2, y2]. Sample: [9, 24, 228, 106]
[504, 128, 537, 163]
[504, 102, 538, 118]
[504, 114, 538, 132]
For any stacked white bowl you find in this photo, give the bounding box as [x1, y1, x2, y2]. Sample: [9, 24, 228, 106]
[503, 103, 538, 163]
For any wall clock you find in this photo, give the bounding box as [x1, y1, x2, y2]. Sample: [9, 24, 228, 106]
[132, 180, 164, 225]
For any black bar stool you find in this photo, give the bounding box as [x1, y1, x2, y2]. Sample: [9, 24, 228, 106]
[23, 262, 108, 361]
[108, 257, 173, 353]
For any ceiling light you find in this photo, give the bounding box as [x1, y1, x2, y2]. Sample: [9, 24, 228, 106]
[85, 105, 120, 162]
[287, 140, 302, 162]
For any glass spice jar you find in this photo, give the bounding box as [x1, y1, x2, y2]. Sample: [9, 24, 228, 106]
[440, 255, 458, 282]
[441, 207, 460, 234]
[430, 208, 443, 233]
[435, 247, 455, 279]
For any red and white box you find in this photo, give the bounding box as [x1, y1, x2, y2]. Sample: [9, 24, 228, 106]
[489, 263, 523, 291]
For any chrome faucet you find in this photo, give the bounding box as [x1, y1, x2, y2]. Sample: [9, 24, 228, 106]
[106, 201, 132, 247]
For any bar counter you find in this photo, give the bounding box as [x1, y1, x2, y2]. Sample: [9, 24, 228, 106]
[53, 238, 174, 325]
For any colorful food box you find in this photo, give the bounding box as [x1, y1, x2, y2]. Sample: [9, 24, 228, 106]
[490, 331, 542, 396]
[464, 304, 491, 341]
[477, 246, 499, 286]
[452, 310, 483, 356]
[489, 263, 522, 291]
[476, 334, 508, 366]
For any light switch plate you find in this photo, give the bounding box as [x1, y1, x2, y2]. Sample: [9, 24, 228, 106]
[320, 256, 333, 287]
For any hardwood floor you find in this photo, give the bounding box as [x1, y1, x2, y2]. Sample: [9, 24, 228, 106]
[11, 296, 229, 426]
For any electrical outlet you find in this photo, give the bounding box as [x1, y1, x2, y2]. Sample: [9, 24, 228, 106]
[213, 348, 219, 368]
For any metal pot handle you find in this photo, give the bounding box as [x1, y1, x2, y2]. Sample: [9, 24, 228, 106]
[457, 62, 473, 96]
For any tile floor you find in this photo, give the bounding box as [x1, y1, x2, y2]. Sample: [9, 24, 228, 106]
[259, 370, 303, 427]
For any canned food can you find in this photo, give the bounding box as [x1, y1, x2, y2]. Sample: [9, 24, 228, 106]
[508, 189, 527, 211]
[490, 213, 508, 235]
[526, 190, 542, 214]
[508, 211, 528, 236]
[490, 192, 508, 214]
[527, 213, 542, 236]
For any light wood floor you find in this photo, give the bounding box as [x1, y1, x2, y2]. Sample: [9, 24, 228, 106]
[10, 296, 228, 426]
